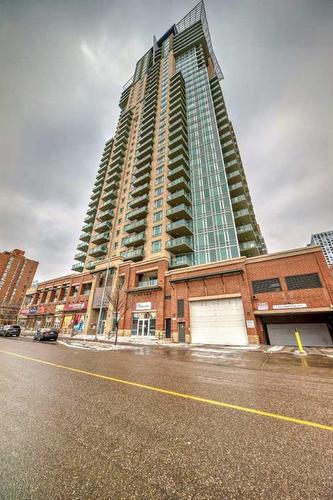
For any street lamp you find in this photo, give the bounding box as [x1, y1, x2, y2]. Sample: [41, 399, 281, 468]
[95, 219, 112, 339]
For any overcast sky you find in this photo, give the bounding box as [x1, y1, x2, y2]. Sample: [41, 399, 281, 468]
[0, 0, 332, 282]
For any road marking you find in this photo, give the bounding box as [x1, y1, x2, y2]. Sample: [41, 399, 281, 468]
[1, 349, 332, 432]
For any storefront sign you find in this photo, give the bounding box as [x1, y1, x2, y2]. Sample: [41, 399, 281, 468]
[20, 308, 30, 315]
[135, 302, 152, 311]
[28, 306, 38, 315]
[246, 320, 255, 328]
[55, 304, 64, 312]
[272, 303, 307, 310]
[257, 302, 269, 311]
[37, 305, 46, 315]
[64, 302, 87, 311]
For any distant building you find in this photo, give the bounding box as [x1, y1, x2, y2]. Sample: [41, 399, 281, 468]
[0, 249, 38, 324]
[310, 230, 333, 266]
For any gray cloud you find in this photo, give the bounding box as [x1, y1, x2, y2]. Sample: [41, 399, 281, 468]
[0, 0, 332, 281]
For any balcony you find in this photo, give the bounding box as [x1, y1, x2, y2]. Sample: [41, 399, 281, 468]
[136, 146, 152, 162]
[89, 245, 108, 257]
[124, 219, 147, 233]
[236, 224, 256, 243]
[166, 236, 193, 254]
[169, 123, 186, 142]
[239, 241, 260, 257]
[91, 231, 110, 244]
[137, 278, 158, 288]
[136, 153, 152, 168]
[133, 163, 151, 178]
[74, 252, 87, 262]
[122, 232, 146, 247]
[127, 205, 148, 221]
[139, 120, 154, 137]
[167, 165, 190, 182]
[229, 182, 245, 197]
[169, 115, 186, 134]
[137, 134, 154, 150]
[131, 182, 150, 197]
[84, 213, 95, 224]
[88, 198, 98, 209]
[71, 263, 84, 272]
[100, 199, 116, 211]
[167, 190, 191, 206]
[169, 132, 188, 149]
[79, 232, 91, 243]
[96, 170, 106, 183]
[82, 223, 93, 233]
[166, 219, 193, 237]
[168, 149, 189, 165]
[98, 209, 115, 221]
[167, 176, 190, 192]
[90, 191, 99, 202]
[227, 170, 242, 183]
[223, 149, 237, 160]
[169, 101, 186, 120]
[169, 254, 193, 269]
[121, 247, 144, 262]
[132, 172, 151, 188]
[231, 194, 248, 210]
[169, 152, 188, 170]
[169, 108, 186, 126]
[93, 181, 103, 193]
[94, 220, 111, 233]
[233, 208, 251, 225]
[129, 194, 149, 209]
[77, 241, 89, 252]
[107, 171, 121, 184]
[167, 204, 192, 221]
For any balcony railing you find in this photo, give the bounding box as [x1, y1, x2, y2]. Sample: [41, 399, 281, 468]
[167, 190, 191, 207]
[166, 219, 193, 237]
[137, 279, 158, 288]
[127, 205, 148, 221]
[122, 232, 146, 247]
[82, 223, 93, 233]
[129, 194, 149, 209]
[121, 247, 144, 261]
[79, 232, 91, 243]
[166, 236, 193, 254]
[124, 219, 147, 233]
[74, 252, 87, 262]
[166, 204, 192, 221]
[98, 209, 115, 221]
[77, 241, 88, 252]
[167, 176, 190, 192]
[131, 182, 150, 197]
[91, 231, 110, 245]
[167, 165, 190, 182]
[89, 245, 108, 257]
[71, 263, 84, 272]
[169, 254, 193, 269]
[132, 172, 151, 188]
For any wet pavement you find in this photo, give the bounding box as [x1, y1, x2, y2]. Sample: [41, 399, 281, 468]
[0, 336, 332, 499]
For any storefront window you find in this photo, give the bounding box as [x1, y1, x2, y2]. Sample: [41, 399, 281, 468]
[131, 312, 156, 337]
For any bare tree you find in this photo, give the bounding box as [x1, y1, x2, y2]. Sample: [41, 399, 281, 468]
[104, 277, 126, 345]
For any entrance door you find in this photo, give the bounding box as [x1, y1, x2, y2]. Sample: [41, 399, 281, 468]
[137, 319, 150, 337]
[178, 322, 185, 343]
[165, 318, 171, 338]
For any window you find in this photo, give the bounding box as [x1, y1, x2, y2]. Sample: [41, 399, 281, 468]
[153, 211, 163, 222]
[81, 283, 91, 296]
[154, 198, 163, 208]
[153, 225, 162, 236]
[252, 278, 282, 294]
[177, 299, 184, 318]
[156, 175, 164, 185]
[285, 273, 322, 290]
[114, 242, 118, 249]
[152, 240, 161, 253]
[118, 218, 122, 224]
[155, 187, 163, 196]
[156, 166, 164, 174]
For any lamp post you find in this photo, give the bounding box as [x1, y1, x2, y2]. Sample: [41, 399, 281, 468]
[95, 220, 112, 340]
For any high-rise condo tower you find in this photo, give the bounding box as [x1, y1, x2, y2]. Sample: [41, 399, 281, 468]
[72, 1, 266, 275]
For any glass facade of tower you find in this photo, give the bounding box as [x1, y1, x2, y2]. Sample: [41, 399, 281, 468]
[72, 1, 266, 273]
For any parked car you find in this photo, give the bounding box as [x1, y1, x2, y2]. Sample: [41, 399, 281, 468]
[33, 328, 59, 341]
[0, 325, 21, 337]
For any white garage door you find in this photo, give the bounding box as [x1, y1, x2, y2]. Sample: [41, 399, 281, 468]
[190, 298, 248, 345]
[267, 323, 332, 346]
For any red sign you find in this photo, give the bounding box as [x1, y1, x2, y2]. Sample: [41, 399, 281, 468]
[64, 302, 87, 311]
[20, 308, 30, 315]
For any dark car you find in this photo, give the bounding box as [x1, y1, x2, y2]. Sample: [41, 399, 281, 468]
[33, 328, 59, 341]
[0, 325, 21, 337]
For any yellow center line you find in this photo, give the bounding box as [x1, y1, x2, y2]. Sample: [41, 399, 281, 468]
[1, 349, 332, 432]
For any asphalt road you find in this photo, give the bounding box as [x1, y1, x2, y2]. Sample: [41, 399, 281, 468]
[0, 337, 332, 499]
